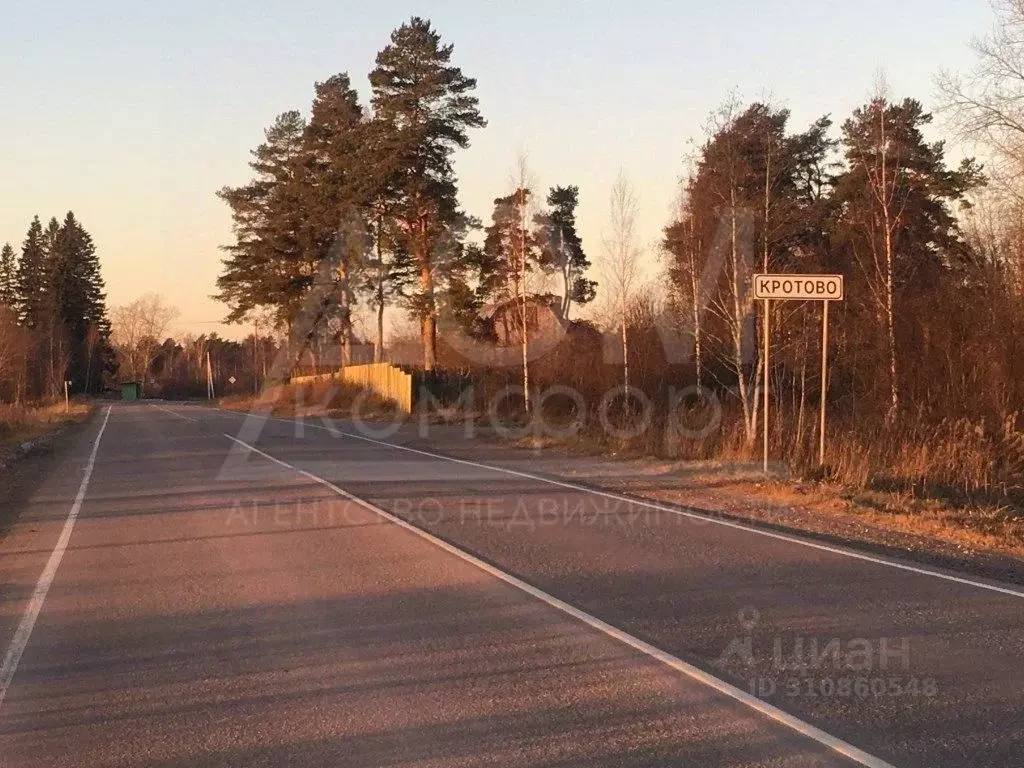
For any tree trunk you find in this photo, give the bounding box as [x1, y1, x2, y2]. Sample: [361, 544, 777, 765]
[519, 189, 530, 411]
[797, 334, 808, 444]
[728, 194, 757, 447]
[878, 102, 899, 418]
[374, 216, 386, 364]
[375, 282, 385, 363]
[689, 219, 703, 389]
[621, 301, 629, 393]
[422, 313, 436, 370]
[418, 219, 436, 371]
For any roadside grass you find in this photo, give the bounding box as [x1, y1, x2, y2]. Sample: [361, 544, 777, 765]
[219, 379, 402, 421]
[737, 479, 1024, 559]
[488, 383, 1024, 559]
[0, 401, 93, 449]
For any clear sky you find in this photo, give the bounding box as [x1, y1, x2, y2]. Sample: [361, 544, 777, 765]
[0, 0, 992, 339]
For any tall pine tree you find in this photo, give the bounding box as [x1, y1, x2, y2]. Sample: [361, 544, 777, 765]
[369, 17, 486, 370]
[303, 73, 368, 364]
[217, 111, 314, 327]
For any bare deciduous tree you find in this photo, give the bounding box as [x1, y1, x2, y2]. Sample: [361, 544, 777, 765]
[602, 172, 642, 393]
[938, 0, 1024, 198]
[110, 294, 179, 391]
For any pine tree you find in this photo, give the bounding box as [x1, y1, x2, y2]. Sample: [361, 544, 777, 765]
[356, 107, 416, 362]
[303, 73, 367, 364]
[832, 97, 983, 414]
[217, 111, 313, 326]
[0, 243, 16, 308]
[535, 186, 596, 319]
[369, 17, 486, 370]
[479, 189, 542, 311]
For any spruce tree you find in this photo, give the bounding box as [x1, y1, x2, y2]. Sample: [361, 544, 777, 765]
[369, 16, 485, 369]
[15, 216, 48, 329]
[0, 243, 15, 308]
[55, 213, 110, 391]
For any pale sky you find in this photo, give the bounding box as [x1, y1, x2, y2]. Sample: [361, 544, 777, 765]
[0, 0, 991, 340]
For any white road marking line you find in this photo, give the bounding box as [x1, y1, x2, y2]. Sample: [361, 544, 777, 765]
[149, 403, 199, 422]
[224, 432, 895, 768]
[0, 405, 112, 710]
[204, 407, 1024, 601]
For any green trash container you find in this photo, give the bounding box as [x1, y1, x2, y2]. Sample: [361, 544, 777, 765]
[120, 382, 141, 401]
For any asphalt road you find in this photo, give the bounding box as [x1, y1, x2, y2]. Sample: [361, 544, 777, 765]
[0, 402, 1021, 767]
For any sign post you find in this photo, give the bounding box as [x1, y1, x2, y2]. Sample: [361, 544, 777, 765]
[762, 299, 770, 474]
[753, 274, 844, 472]
[819, 300, 829, 466]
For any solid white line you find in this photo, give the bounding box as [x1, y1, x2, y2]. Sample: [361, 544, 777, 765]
[217, 411, 1024, 601]
[223, 432, 895, 768]
[0, 405, 112, 710]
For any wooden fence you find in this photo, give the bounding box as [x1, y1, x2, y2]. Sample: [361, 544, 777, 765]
[290, 363, 413, 413]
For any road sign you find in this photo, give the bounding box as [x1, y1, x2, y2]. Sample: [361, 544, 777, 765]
[753, 274, 843, 301]
[753, 274, 845, 473]
[228, 376, 237, 385]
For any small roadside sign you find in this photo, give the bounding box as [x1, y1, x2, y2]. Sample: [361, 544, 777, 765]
[753, 274, 843, 301]
[753, 273, 846, 473]
[228, 376, 237, 385]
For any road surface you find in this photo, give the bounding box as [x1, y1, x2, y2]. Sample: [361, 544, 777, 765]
[0, 402, 1021, 767]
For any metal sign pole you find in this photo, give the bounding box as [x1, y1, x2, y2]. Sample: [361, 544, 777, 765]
[819, 299, 829, 466]
[763, 298, 770, 474]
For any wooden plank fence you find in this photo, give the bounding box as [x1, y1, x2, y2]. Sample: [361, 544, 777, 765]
[290, 363, 413, 413]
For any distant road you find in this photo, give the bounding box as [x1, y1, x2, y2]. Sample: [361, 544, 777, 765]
[0, 402, 1021, 767]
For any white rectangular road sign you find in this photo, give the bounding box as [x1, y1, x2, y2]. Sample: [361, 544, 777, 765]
[753, 274, 844, 301]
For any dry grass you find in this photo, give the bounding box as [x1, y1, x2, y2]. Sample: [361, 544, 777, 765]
[219, 379, 402, 421]
[0, 401, 93, 449]
[749, 479, 1024, 558]
[473, 342, 1024, 556]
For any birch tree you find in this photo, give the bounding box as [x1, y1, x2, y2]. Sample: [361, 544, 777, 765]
[602, 172, 642, 393]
